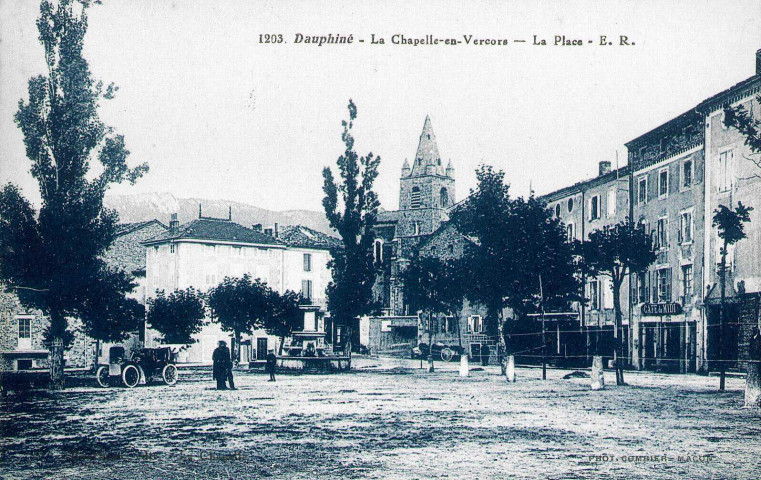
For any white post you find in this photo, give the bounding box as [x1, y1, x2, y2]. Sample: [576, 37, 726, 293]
[745, 361, 761, 408]
[427, 354, 435, 373]
[459, 354, 469, 377]
[505, 355, 515, 382]
[591, 355, 605, 390]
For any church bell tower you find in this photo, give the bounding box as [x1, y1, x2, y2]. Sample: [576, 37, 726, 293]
[398, 116, 455, 238]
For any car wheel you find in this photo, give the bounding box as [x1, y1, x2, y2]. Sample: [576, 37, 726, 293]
[96, 366, 110, 388]
[122, 364, 140, 388]
[441, 348, 454, 362]
[162, 364, 178, 386]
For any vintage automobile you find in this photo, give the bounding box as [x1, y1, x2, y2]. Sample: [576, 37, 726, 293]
[411, 342, 464, 362]
[96, 346, 178, 388]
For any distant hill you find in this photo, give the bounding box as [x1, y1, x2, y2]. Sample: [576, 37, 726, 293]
[104, 192, 334, 235]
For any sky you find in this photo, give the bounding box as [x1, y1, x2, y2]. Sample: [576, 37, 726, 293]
[1, 0, 760, 213]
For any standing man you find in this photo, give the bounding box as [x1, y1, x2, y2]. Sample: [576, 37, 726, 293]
[265, 349, 277, 382]
[212, 340, 236, 390]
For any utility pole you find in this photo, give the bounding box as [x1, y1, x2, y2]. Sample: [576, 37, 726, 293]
[540, 274, 547, 380]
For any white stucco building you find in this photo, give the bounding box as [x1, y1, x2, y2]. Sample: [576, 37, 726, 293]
[142, 212, 337, 363]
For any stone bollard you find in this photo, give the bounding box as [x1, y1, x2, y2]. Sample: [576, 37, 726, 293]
[505, 355, 516, 382]
[427, 355, 435, 373]
[745, 361, 761, 408]
[459, 354, 469, 377]
[591, 355, 605, 390]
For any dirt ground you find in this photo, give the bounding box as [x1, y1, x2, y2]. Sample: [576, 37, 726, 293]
[1, 357, 760, 480]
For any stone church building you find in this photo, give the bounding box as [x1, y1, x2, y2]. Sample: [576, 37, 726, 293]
[367, 117, 492, 359]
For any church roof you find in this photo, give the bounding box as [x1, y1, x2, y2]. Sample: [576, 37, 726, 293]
[409, 116, 445, 176]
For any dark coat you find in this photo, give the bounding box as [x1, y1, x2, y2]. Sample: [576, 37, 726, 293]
[212, 345, 232, 380]
[265, 353, 277, 373]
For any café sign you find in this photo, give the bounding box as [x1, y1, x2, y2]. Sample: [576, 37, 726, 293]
[641, 302, 683, 316]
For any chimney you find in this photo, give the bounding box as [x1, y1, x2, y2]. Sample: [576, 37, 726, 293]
[274, 222, 279, 238]
[599, 161, 612, 176]
[169, 213, 179, 232]
[198, 203, 202, 219]
[228, 206, 232, 221]
[757, 48, 761, 76]
[252, 223, 262, 232]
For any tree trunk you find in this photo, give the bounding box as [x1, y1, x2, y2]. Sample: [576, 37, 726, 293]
[612, 282, 625, 386]
[496, 309, 507, 376]
[719, 244, 727, 392]
[233, 331, 241, 366]
[49, 337, 65, 390]
[279, 336, 285, 356]
[94, 338, 101, 371]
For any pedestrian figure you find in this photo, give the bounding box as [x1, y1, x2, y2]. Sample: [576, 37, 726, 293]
[265, 349, 277, 382]
[480, 343, 490, 366]
[212, 340, 235, 390]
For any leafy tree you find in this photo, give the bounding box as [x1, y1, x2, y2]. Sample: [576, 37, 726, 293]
[322, 100, 381, 353]
[207, 274, 273, 364]
[401, 254, 466, 356]
[263, 290, 305, 355]
[146, 288, 206, 346]
[0, 0, 147, 388]
[713, 202, 753, 391]
[580, 220, 657, 386]
[723, 97, 761, 178]
[452, 165, 581, 375]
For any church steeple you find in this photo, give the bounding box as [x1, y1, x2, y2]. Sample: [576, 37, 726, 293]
[446, 159, 455, 178]
[401, 158, 411, 177]
[410, 115, 443, 176]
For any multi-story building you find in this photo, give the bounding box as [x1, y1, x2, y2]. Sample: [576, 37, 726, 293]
[625, 110, 705, 373]
[142, 212, 337, 363]
[697, 53, 761, 372]
[541, 161, 631, 365]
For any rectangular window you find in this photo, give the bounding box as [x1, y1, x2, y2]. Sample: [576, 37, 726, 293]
[679, 211, 693, 244]
[233, 246, 242, 256]
[607, 188, 616, 218]
[656, 268, 672, 302]
[566, 223, 574, 242]
[18, 317, 31, 339]
[682, 264, 693, 300]
[638, 177, 647, 204]
[169, 244, 176, 254]
[683, 160, 693, 189]
[590, 195, 600, 221]
[637, 272, 649, 303]
[659, 168, 669, 198]
[656, 217, 668, 250]
[17, 316, 31, 350]
[468, 315, 482, 333]
[303, 253, 312, 272]
[301, 280, 313, 302]
[718, 150, 734, 192]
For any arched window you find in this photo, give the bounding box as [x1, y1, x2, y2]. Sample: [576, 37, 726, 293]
[555, 204, 561, 218]
[373, 239, 383, 264]
[567, 198, 574, 213]
[440, 188, 448, 207]
[410, 187, 422, 209]
[412, 221, 420, 236]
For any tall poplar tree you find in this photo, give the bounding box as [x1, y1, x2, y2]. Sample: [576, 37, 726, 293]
[0, 0, 147, 388]
[322, 100, 381, 354]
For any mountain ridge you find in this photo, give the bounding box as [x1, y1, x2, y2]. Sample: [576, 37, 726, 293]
[104, 192, 334, 235]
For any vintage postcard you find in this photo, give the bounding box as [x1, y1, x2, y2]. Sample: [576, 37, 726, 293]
[1, 1, 760, 478]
